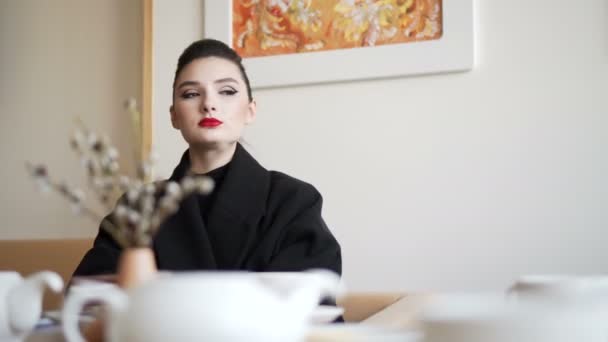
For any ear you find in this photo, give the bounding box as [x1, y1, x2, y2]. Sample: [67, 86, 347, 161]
[245, 99, 257, 125]
[170, 105, 179, 129]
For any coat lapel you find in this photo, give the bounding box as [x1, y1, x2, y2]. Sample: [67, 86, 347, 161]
[153, 148, 217, 269]
[154, 192, 218, 269]
[205, 143, 270, 268]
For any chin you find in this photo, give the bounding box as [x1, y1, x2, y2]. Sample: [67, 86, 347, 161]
[188, 140, 238, 150]
[183, 131, 239, 148]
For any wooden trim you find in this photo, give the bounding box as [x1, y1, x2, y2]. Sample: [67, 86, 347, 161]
[141, 0, 153, 162]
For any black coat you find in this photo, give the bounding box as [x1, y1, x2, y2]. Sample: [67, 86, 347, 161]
[73, 143, 342, 277]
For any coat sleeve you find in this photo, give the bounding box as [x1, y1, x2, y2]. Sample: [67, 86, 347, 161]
[265, 184, 342, 276]
[72, 215, 123, 277]
[264, 183, 342, 318]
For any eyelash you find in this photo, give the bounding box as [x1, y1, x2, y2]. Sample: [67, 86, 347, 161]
[220, 89, 237, 96]
[181, 92, 198, 99]
[180, 89, 237, 99]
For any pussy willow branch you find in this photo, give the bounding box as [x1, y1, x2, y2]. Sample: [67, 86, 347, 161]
[72, 118, 135, 215]
[43, 176, 130, 248]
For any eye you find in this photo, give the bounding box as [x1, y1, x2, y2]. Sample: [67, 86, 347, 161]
[219, 88, 237, 96]
[181, 91, 199, 99]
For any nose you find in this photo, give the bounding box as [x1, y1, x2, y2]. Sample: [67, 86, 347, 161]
[203, 104, 217, 113]
[201, 94, 217, 114]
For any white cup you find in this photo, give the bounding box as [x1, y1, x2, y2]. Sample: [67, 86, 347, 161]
[507, 274, 608, 306]
[418, 293, 605, 342]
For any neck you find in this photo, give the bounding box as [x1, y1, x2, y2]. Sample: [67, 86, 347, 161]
[188, 142, 237, 174]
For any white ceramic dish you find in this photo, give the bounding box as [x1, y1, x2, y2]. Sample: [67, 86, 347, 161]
[43, 310, 96, 324]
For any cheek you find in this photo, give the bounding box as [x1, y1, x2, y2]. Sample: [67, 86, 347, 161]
[231, 111, 249, 129]
[230, 102, 252, 120]
[174, 102, 198, 119]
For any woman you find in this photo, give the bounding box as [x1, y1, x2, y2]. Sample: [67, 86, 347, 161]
[73, 39, 341, 278]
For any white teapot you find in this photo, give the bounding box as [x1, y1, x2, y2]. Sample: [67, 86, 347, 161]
[63, 269, 342, 342]
[0, 271, 64, 342]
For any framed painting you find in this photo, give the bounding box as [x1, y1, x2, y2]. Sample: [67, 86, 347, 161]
[203, 0, 474, 89]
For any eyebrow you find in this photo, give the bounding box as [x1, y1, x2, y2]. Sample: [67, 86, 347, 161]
[176, 78, 240, 90]
[214, 77, 239, 85]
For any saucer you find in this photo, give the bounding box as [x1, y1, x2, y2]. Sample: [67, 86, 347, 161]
[43, 310, 96, 324]
[307, 323, 421, 341]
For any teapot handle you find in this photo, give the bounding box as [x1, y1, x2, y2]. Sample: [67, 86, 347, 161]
[305, 269, 345, 298]
[287, 269, 344, 316]
[62, 286, 127, 342]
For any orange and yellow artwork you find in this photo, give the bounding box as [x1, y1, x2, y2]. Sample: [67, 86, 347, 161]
[233, 0, 443, 58]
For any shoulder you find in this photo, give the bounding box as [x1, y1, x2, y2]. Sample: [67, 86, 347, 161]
[266, 171, 323, 209]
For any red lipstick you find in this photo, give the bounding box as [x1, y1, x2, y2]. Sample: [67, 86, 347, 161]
[198, 118, 223, 128]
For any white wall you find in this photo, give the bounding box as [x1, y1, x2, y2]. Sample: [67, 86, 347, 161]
[0, 0, 142, 239]
[151, 0, 203, 172]
[154, 0, 608, 292]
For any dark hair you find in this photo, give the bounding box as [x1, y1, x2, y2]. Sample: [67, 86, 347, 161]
[172, 39, 253, 102]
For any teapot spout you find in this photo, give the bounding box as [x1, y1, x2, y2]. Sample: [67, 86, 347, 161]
[7, 271, 63, 334]
[286, 269, 343, 320]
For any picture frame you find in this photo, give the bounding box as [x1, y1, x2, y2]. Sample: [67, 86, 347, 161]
[203, 1, 475, 89]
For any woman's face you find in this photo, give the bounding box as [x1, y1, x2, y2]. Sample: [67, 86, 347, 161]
[171, 57, 255, 148]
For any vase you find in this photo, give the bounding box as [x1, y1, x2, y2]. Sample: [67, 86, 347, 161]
[84, 247, 157, 342]
[116, 247, 158, 289]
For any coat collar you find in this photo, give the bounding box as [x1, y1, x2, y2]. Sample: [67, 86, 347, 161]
[169, 142, 269, 224]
